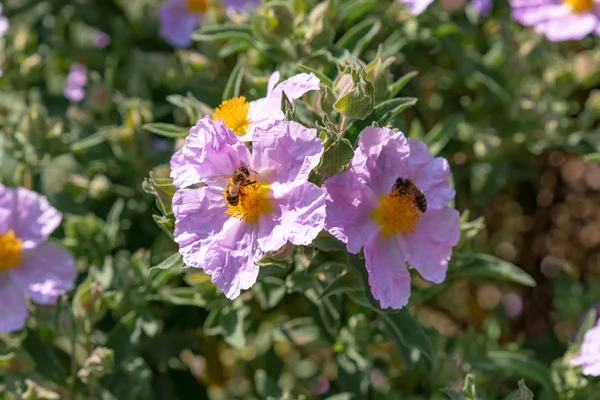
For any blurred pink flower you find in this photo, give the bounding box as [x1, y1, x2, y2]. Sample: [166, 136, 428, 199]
[0, 185, 77, 332]
[502, 291, 523, 318]
[93, 31, 111, 48]
[323, 127, 460, 310]
[311, 376, 330, 395]
[510, 0, 600, 41]
[571, 319, 600, 376]
[64, 63, 87, 102]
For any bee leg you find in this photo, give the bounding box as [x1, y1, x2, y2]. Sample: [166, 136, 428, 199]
[243, 180, 257, 186]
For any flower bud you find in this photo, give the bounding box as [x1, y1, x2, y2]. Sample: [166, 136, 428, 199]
[304, 0, 338, 48]
[365, 48, 395, 101]
[77, 347, 115, 384]
[333, 69, 374, 120]
[251, 1, 295, 42]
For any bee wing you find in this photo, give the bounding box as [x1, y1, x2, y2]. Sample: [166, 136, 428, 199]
[198, 174, 230, 188]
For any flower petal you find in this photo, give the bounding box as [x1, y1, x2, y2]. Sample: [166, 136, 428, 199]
[535, 12, 597, 41]
[159, 0, 200, 48]
[400, 208, 460, 284]
[364, 230, 411, 310]
[258, 182, 326, 252]
[267, 71, 281, 94]
[172, 186, 260, 299]
[11, 243, 76, 305]
[398, 0, 435, 15]
[201, 219, 261, 299]
[170, 116, 251, 188]
[352, 127, 411, 196]
[252, 120, 323, 185]
[0, 275, 28, 332]
[0, 185, 62, 249]
[271, 72, 321, 101]
[323, 169, 379, 253]
[172, 186, 230, 268]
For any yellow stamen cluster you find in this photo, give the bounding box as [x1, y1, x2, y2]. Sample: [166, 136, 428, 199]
[0, 230, 23, 273]
[225, 183, 272, 224]
[212, 96, 251, 136]
[371, 195, 421, 237]
[186, 0, 208, 13]
[564, 0, 594, 12]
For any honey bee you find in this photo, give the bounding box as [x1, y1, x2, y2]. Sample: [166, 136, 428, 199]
[224, 166, 256, 206]
[391, 178, 427, 213]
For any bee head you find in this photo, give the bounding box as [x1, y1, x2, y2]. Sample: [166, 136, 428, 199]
[239, 166, 250, 176]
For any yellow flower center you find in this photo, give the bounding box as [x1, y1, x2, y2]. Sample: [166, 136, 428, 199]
[564, 0, 594, 12]
[371, 195, 421, 238]
[0, 230, 23, 273]
[186, 0, 208, 13]
[212, 96, 251, 136]
[224, 182, 272, 224]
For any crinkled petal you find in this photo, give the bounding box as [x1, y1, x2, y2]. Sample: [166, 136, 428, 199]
[323, 169, 379, 253]
[11, 243, 76, 305]
[173, 186, 230, 268]
[364, 231, 411, 310]
[159, 0, 200, 48]
[258, 183, 325, 252]
[535, 12, 597, 41]
[246, 72, 320, 136]
[398, 0, 435, 15]
[0, 185, 62, 249]
[0, 276, 28, 332]
[170, 116, 251, 188]
[400, 208, 460, 284]
[251, 120, 323, 185]
[352, 127, 411, 196]
[202, 219, 261, 299]
[172, 186, 260, 299]
[271, 72, 321, 101]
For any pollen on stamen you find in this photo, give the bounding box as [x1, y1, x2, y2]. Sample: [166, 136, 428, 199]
[186, 0, 208, 14]
[371, 195, 421, 237]
[224, 182, 272, 224]
[0, 229, 23, 273]
[212, 96, 251, 136]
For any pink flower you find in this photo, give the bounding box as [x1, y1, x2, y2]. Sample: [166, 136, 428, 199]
[170, 116, 325, 299]
[212, 71, 320, 142]
[0, 185, 77, 332]
[322, 127, 460, 309]
[571, 319, 600, 376]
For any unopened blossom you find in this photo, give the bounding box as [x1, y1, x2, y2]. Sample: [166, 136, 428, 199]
[64, 63, 87, 102]
[323, 127, 460, 309]
[159, 0, 257, 48]
[399, 0, 492, 15]
[0, 185, 77, 332]
[170, 116, 325, 299]
[510, 0, 600, 41]
[212, 71, 320, 142]
[571, 319, 600, 376]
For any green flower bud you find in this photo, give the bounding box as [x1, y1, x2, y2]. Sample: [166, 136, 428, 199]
[77, 347, 115, 384]
[365, 48, 395, 102]
[304, 0, 338, 48]
[251, 1, 295, 42]
[333, 69, 375, 120]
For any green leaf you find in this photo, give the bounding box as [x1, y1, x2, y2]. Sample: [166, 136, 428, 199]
[378, 309, 434, 367]
[424, 114, 462, 157]
[389, 71, 418, 99]
[156, 287, 206, 307]
[324, 394, 355, 400]
[345, 97, 417, 144]
[222, 63, 245, 102]
[583, 152, 600, 162]
[253, 277, 287, 310]
[462, 373, 479, 399]
[142, 123, 188, 139]
[218, 40, 254, 58]
[70, 127, 121, 152]
[192, 24, 254, 43]
[442, 389, 468, 400]
[449, 253, 536, 287]
[318, 269, 363, 299]
[338, 0, 378, 26]
[296, 64, 333, 89]
[316, 137, 354, 179]
[313, 232, 347, 252]
[471, 351, 557, 399]
[574, 309, 597, 345]
[148, 253, 183, 288]
[335, 18, 381, 57]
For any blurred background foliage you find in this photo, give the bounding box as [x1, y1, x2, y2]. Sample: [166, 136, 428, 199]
[2, 0, 600, 399]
